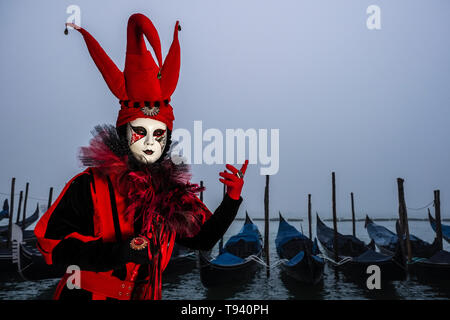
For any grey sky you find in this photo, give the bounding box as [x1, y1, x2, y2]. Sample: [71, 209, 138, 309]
[1, 0, 449, 222]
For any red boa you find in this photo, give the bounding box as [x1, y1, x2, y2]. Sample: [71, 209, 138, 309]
[79, 125, 212, 238]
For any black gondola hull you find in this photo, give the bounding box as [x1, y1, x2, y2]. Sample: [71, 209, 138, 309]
[199, 251, 262, 288]
[317, 214, 406, 281]
[164, 254, 197, 276]
[409, 262, 450, 283]
[408, 250, 450, 283]
[280, 256, 324, 285]
[17, 244, 66, 281]
[320, 240, 406, 281]
[276, 214, 325, 285]
[366, 215, 440, 259]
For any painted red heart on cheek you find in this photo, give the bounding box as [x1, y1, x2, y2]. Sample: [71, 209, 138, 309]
[131, 132, 145, 145]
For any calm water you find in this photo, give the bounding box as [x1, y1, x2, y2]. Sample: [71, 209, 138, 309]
[1, 220, 449, 300]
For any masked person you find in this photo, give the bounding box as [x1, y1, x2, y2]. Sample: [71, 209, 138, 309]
[34, 13, 248, 300]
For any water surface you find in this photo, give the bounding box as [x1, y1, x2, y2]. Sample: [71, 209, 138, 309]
[1, 220, 449, 300]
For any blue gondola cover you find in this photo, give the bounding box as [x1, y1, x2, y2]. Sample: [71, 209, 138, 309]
[225, 223, 261, 248]
[275, 218, 308, 249]
[211, 252, 245, 266]
[209, 217, 262, 267]
[285, 251, 305, 266]
[367, 220, 423, 247]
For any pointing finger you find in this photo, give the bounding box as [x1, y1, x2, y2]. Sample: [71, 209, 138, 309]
[240, 160, 249, 175]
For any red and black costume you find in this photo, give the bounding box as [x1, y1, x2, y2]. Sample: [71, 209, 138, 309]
[35, 127, 241, 300]
[34, 13, 244, 300]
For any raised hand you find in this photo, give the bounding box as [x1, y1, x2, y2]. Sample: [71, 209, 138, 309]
[219, 160, 249, 200]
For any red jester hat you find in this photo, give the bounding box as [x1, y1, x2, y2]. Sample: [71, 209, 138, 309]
[74, 13, 180, 131]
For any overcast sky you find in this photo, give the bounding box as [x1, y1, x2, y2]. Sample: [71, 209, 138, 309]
[1, 0, 449, 223]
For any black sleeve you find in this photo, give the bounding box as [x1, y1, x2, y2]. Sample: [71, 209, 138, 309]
[52, 238, 130, 272]
[44, 173, 137, 272]
[175, 194, 243, 251]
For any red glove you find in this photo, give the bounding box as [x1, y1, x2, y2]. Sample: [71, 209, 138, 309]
[219, 160, 248, 200]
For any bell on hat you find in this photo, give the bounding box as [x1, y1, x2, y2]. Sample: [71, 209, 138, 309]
[71, 13, 180, 131]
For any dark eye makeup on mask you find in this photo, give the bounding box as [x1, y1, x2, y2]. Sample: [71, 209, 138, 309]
[131, 126, 147, 136]
[153, 129, 166, 137]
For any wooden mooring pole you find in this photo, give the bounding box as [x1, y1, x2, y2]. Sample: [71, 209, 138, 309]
[434, 190, 443, 251]
[332, 172, 339, 262]
[397, 178, 412, 263]
[264, 175, 270, 277]
[7, 177, 16, 248]
[16, 191, 23, 224]
[308, 194, 312, 240]
[351, 192, 356, 237]
[22, 182, 29, 231]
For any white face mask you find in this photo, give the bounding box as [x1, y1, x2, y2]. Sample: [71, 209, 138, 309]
[126, 118, 168, 165]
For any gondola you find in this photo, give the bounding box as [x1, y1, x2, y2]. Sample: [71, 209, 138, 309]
[408, 212, 450, 282]
[163, 243, 197, 275]
[15, 241, 66, 281]
[275, 214, 324, 284]
[316, 214, 406, 281]
[0, 224, 64, 281]
[0, 204, 40, 235]
[0, 204, 39, 246]
[0, 223, 22, 275]
[199, 213, 263, 288]
[428, 211, 450, 244]
[365, 215, 439, 258]
[0, 223, 29, 279]
[0, 230, 37, 247]
[3, 224, 65, 281]
[408, 250, 450, 283]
